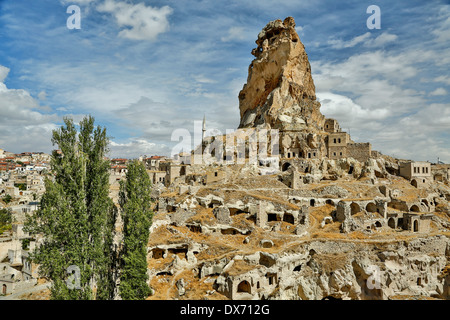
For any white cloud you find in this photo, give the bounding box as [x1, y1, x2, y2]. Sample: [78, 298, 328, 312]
[434, 75, 450, 85]
[429, 87, 447, 96]
[193, 75, 217, 84]
[115, 96, 195, 142]
[311, 45, 450, 161]
[221, 27, 247, 42]
[0, 65, 9, 82]
[0, 67, 59, 153]
[109, 139, 170, 159]
[328, 32, 371, 49]
[317, 92, 390, 131]
[328, 32, 398, 49]
[383, 103, 450, 161]
[404, 103, 450, 129]
[97, 0, 173, 41]
[365, 32, 398, 47]
[31, 62, 162, 114]
[311, 49, 438, 115]
[432, 16, 450, 43]
[38, 91, 47, 100]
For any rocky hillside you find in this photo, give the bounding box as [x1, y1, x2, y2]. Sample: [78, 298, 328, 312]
[144, 17, 450, 300]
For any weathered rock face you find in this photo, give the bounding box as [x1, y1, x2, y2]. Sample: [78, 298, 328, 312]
[238, 17, 327, 159]
[238, 17, 322, 130]
[213, 236, 450, 300]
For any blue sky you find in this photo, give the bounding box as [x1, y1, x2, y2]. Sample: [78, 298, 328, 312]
[0, 0, 449, 161]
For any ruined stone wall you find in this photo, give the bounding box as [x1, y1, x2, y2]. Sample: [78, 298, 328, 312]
[347, 143, 372, 163]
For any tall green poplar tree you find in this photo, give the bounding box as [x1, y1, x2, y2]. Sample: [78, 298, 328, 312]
[25, 116, 117, 300]
[118, 160, 153, 300]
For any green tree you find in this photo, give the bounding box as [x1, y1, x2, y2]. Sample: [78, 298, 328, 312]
[22, 238, 30, 250]
[0, 208, 12, 234]
[118, 160, 153, 300]
[24, 115, 117, 300]
[0, 208, 12, 225]
[3, 194, 12, 204]
[15, 183, 26, 191]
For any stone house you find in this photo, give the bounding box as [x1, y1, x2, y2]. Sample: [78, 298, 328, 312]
[216, 266, 276, 300]
[324, 118, 341, 133]
[399, 161, 432, 187]
[327, 132, 351, 160]
[159, 161, 180, 186]
[0, 264, 18, 295]
[402, 213, 433, 233]
[205, 169, 226, 185]
[144, 156, 166, 170]
[148, 170, 166, 185]
[324, 118, 373, 162]
[386, 213, 433, 233]
[279, 166, 305, 189]
[0, 249, 35, 296]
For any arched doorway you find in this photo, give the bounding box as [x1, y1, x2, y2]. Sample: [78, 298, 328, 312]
[414, 220, 419, 232]
[388, 218, 396, 229]
[411, 179, 418, 188]
[237, 280, 251, 294]
[366, 202, 377, 213]
[350, 202, 360, 215]
[410, 205, 420, 213]
[310, 199, 316, 207]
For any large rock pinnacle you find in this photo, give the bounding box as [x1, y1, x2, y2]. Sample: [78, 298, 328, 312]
[238, 17, 323, 132]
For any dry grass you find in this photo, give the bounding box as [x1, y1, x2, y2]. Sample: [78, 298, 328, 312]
[347, 231, 370, 240]
[224, 259, 260, 277]
[311, 231, 347, 240]
[147, 274, 173, 300]
[185, 206, 216, 226]
[308, 204, 341, 233]
[311, 252, 349, 273]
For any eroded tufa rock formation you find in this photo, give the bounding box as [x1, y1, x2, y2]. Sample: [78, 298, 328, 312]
[238, 17, 327, 159]
[239, 17, 319, 126]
